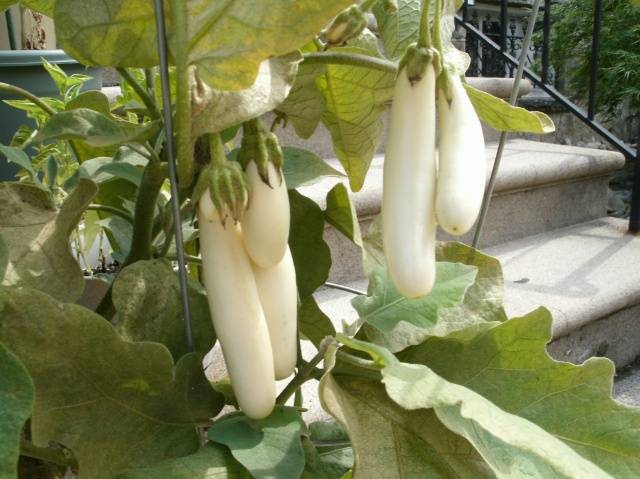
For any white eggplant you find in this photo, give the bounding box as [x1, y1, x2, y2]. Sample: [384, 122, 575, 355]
[435, 75, 486, 235]
[382, 65, 438, 298]
[242, 161, 290, 268]
[252, 246, 298, 380]
[198, 192, 276, 419]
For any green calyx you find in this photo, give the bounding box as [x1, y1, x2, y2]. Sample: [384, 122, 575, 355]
[237, 119, 284, 188]
[192, 134, 249, 225]
[324, 5, 368, 46]
[399, 43, 441, 84]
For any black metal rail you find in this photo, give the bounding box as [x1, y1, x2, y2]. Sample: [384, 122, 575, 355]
[456, 1, 640, 232]
[455, 14, 636, 161]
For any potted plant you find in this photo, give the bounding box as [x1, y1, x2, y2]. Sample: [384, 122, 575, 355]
[0, 0, 637, 477]
[0, 1, 101, 179]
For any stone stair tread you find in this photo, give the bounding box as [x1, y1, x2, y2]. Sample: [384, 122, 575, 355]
[488, 217, 639, 337]
[298, 139, 624, 218]
[314, 217, 640, 367]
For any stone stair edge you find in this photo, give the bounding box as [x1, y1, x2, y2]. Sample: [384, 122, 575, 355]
[299, 139, 625, 216]
[487, 217, 640, 335]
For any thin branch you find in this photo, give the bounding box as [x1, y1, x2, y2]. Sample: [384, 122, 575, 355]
[302, 52, 398, 74]
[86, 204, 134, 223]
[324, 282, 366, 296]
[277, 338, 333, 405]
[117, 68, 161, 120]
[0, 82, 56, 116]
[20, 439, 77, 468]
[418, 0, 433, 48]
[335, 350, 381, 371]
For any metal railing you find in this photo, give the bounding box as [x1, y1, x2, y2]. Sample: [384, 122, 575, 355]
[457, 0, 640, 232]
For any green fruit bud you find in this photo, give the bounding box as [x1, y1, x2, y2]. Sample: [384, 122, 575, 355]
[208, 161, 248, 225]
[238, 119, 285, 188]
[325, 6, 367, 45]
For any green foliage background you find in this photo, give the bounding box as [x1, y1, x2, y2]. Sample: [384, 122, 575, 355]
[548, 0, 640, 122]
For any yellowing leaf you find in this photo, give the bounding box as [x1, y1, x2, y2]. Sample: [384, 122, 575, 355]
[0, 180, 97, 303]
[0, 287, 224, 479]
[465, 84, 555, 134]
[317, 33, 395, 191]
[191, 54, 301, 139]
[187, 0, 353, 90]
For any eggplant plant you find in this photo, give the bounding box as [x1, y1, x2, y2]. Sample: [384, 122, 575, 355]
[0, 0, 637, 478]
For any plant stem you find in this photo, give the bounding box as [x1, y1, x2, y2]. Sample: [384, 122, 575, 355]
[433, 0, 443, 57]
[277, 338, 333, 405]
[86, 204, 134, 223]
[360, 0, 378, 11]
[144, 68, 155, 100]
[123, 162, 166, 266]
[418, 0, 433, 48]
[302, 52, 398, 74]
[117, 68, 161, 121]
[172, 0, 194, 186]
[335, 350, 381, 371]
[209, 133, 227, 169]
[0, 82, 56, 116]
[20, 439, 77, 468]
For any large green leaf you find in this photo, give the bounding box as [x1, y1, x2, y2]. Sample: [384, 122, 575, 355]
[323, 336, 613, 478]
[464, 84, 555, 134]
[319, 346, 492, 478]
[34, 109, 159, 148]
[113, 259, 216, 361]
[277, 63, 327, 139]
[0, 343, 34, 479]
[187, 0, 353, 91]
[191, 54, 301, 139]
[288, 190, 331, 299]
[0, 179, 97, 303]
[117, 443, 245, 478]
[317, 32, 395, 191]
[298, 296, 336, 349]
[400, 309, 640, 477]
[352, 264, 477, 352]
[362, 226, 507, 329]
[381, 361, 610, 478]
[0, 287, 223, 479]
[54, 0, 158, 67]
[283, 147, 345, 190]
[373, 0, 422, 60]
[208, 408, 307, 479]
[325, 184, 362, 247]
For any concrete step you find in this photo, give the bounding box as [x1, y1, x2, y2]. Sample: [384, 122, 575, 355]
[311, 217, 640, 370]
[299, 140, 624, 284]
[614, 359, 640, 407]
[488, 217, 640, 369]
